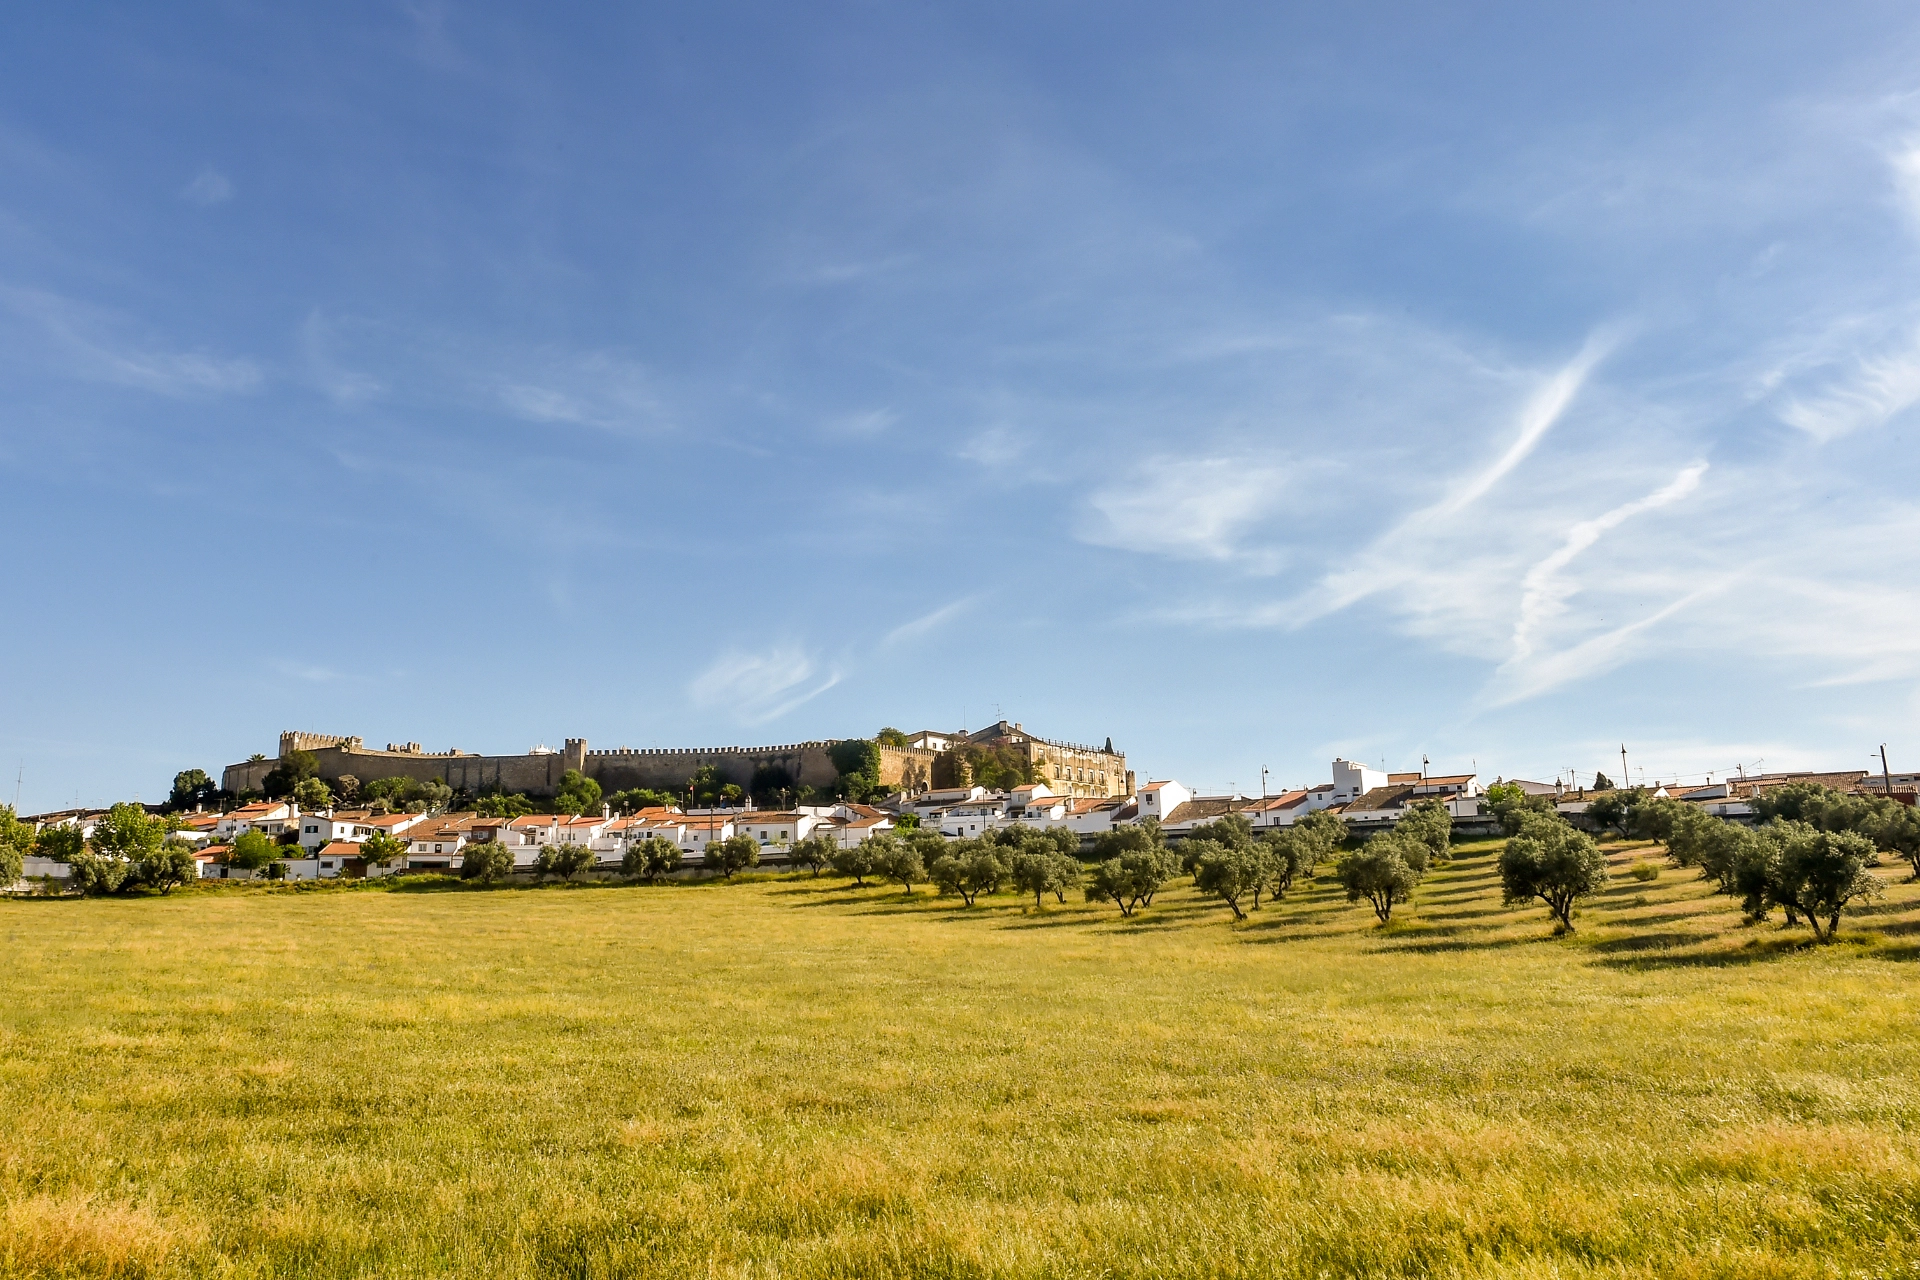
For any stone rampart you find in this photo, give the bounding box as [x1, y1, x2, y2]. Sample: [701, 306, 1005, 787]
[221, 733, 890, 799]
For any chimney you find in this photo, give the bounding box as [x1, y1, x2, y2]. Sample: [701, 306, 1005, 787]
[602, 802, 611, 819]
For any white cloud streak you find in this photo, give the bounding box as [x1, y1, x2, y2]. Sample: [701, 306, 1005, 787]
[688, 646, 841, 726]
[882, 596, 979, 649]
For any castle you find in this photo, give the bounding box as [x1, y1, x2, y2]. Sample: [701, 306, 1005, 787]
[220, 725, 1129, 802]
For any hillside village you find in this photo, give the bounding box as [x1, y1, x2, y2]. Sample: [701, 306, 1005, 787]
[12, 723, 1916, 884]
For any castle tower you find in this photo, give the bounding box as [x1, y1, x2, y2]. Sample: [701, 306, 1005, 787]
[563, 738, 588, 772]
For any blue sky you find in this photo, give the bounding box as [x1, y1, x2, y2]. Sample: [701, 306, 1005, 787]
[5, 2, 1920, 810]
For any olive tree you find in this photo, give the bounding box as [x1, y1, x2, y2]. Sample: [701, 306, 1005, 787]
[461, 840, 515, 883]
[1498, 812, 1609, 931]
[536, 842, 596, 880]
[1742, 822, 1881, 942]
[1193, 840, 1265, 920]
[1009, 850, 1081, 906]
[1396, 798, 1454, 867]
[621, 835, 682, 883]
[92, 802, 168, 871]
[929, 843, 1007, 905]
[1483, 782, 1556, 836]
[871, 835, 927, 894]
[703, 834, 760, 880]
[788, 833, 837, 877]
[1084, 849, 1176, 917]
[1338, 835, 1423, 923]
[1260, 828, 1319, 901]
[0, 806, 25, 891]
[829, 841, 879, 886]
[138, 839, 199, 893]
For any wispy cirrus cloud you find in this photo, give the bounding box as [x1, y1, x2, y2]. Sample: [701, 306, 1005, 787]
[688, 646, 841, 726]
[179, 167, 234, 206]
[0, 285, 261, 396]
[1080, 457, 1290, 563]
[881, 596, 980, 649]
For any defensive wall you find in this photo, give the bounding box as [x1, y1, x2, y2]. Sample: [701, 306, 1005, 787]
[222, 731, 938, 799]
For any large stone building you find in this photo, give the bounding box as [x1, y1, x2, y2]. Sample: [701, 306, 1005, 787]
[932, 721, 1132, 799]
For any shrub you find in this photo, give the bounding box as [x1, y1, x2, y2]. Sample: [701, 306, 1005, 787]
[1499, 813, 1608, 931]
[1628, 861, 1661, 882]
[137, 840, 199, 893]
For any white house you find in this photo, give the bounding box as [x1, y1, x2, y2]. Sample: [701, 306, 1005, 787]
[1330, 759, 1387, 804]
[1134, 781, 1191, 824]
[1064, 796, 1132, 837]
[736, 811, 821, 850]
[218, 801, 296, 840]
[937, 794, 1007, 838]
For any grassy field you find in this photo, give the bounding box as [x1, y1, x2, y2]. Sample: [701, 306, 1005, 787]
[4, 840, 1920, 1279]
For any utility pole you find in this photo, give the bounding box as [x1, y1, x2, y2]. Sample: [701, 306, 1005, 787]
[1620, 745, 1629, 789]
[1422, 754, 1429, 779]
[1882, 744, 1894, 797]
[1261, 766, 1269, 799]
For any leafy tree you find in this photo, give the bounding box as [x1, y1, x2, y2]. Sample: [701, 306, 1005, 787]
[0, 804, 30, 890]
[1293, 809, 1349, 860]
[292, 776, 333, 809]
[553, 770, 603, 816]
[1338, 841, 1421, 923]
[1484, 782, 1555, 836]
[620, 836, 682, 883]
[536, 842, 596, 880]
[1741, 822, 1881, 942]
[1498, 812, 1609, 931]
[1193, 840, 1266, 919]
[685, 765, 746, 809]
[826, 741, 884, 802]
[1009, 850, 1081, 906]
[66, 848, 130, 895]
[870, 834, 927, 894]
[363, 776, 452, 814]
[260, 750, 319, 800]
[1627, 795, 1686, 845]
[609, 787, 677, 815]
[461, 840, 515, 882]
[1875, 804, 1920, 880]
[1593, 772, 1615, 790]
[704, 833, 760, 880]
[1084, 849, 1173, 916]
[788, 833, 837, 877]
[876, 727, 911, 748]
[1396, 798, 1454, 866]
[168, 768, 218, 811]
[473, 790, 537, 819]
[930, 842, 1009, 905]
[1667, 808, 1763, 894]
[357, 830, 408, 875]
[34, 824, 84, 862]
[92, 803, 169, 869]
[830, 841, 879, 886]
[229, 829, 285, 874]
[138, 839, 199, 893]
[1257, 829, 1318, 901]
[1584, 787, 1640, 838]
[748, 764, 795, 807]
[334, 775, 362, 805]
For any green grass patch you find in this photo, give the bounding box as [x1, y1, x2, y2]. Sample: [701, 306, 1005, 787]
[3, 842, 1919, 1277]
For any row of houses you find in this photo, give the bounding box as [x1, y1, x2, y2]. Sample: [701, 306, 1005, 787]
[18, 759, 1912, 884]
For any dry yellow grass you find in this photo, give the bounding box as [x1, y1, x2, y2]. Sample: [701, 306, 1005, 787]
[2, 839, 1918, 1277]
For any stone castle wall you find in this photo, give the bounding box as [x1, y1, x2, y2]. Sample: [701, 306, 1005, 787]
[221, 733, 939, 800]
